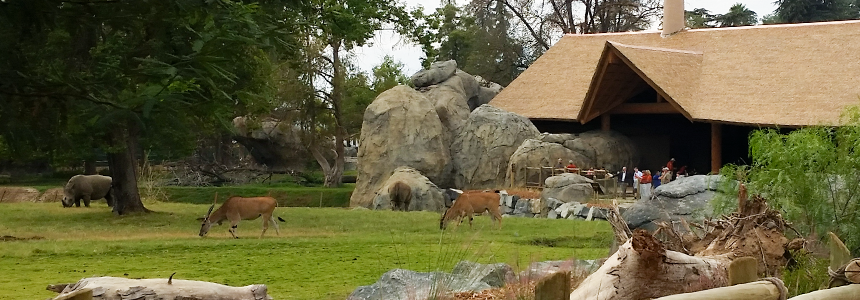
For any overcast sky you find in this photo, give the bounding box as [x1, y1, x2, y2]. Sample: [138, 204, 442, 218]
[353, 1, 779, 77]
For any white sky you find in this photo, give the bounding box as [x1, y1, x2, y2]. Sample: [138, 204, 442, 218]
[353, 1, 779, 77]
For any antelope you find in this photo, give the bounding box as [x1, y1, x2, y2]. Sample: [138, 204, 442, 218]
[198, 194, 285, 238]
[440, 191, 502, 230]
[388, 181, 412, 211]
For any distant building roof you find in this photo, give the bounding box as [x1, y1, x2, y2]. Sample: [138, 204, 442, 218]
[490, 20, 860, 126]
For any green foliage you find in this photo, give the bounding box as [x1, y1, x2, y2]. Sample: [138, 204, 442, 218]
[774, 0, 860, 23]
[716, 4, 759, 27]
[720, 120, 860, 253]
[0, 202, 611, 299]
[414, 3, 532, 86]
[782, 251, 830, 296]
[686, 8, 718, 28]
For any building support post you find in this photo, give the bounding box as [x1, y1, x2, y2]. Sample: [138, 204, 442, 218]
[711, 123, 722, 174]
[601, 114, 611, 132]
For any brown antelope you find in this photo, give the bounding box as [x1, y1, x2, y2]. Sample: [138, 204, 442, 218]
[440, 191, 502, 230]
[388, 181, 412, 211]
[198, 195, 285, 238]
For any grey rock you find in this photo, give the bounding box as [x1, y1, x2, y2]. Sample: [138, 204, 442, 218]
[451, 261, 514, 288]
[351, 86, 452, 208]
[470, 76, 503, 111]
[347, 268, 491, 300]
[542, 173, 595, 204]
[411, 60, 458, 87]
[455, 70, 480, 101]
[452, 105, 540, 189]
[513, 199, 532, 216]
[540, 133, 578, 144]
[544, 197, 564, 210]
[623, 175, 727, 232]
[371, 167, 447, 212]
[422, 76, 471, 146]
[548, 210, 558, 219]
[561, 130, 637, 171]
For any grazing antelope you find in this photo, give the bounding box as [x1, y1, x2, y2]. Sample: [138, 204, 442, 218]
[440, 191, 502, 230]
[198, 195, 285, 238]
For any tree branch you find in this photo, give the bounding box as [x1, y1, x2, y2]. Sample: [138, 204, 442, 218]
[501, 0, 551, 51]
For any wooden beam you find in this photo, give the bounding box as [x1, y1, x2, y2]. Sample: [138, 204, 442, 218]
[653, 280, 784, 300]
[601, 114, 610, 131]
[607, 103, 677, 114]
[711, 123, 722, 174]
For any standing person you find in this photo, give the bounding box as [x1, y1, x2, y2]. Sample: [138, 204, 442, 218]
[616, 167, 633, 199]
[666, 158, 675, 179]
[566, 160, 577, 173]
[639, 170, 652, 200]
[652, 168, 662, 190]
[661, 167, 672, 186]
[633, 167, 643, 199]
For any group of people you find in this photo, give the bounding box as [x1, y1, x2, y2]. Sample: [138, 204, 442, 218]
[615, 158, 685, 200]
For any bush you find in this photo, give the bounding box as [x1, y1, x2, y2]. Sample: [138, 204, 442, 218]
[161, 185, 353, 207]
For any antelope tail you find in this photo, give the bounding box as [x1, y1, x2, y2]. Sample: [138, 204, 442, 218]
[277, 217, 286, 222]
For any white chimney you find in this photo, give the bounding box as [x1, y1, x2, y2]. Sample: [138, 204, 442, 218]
[662, 0, 684, 37]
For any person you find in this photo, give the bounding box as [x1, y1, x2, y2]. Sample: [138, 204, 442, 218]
[553, 158, 565, 175]
[616, 167, 633, 199]
[633, 167, 642, 199]
[676, 165, 687, 180]
[661, 167, 672, 185]
[666, 158, 675, 174]
[639, 170, 652, 200]
[566, 160, 577, 173]
[652, 169, 662, 190]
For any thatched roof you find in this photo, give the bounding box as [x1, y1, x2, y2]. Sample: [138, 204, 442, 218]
[490, 20, 860, 126]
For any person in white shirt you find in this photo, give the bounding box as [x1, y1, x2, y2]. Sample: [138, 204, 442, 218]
[633, 167, 643, 199]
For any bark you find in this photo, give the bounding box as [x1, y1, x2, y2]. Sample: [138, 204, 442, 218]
[107, 121, 148, 215]
[321, 38, 345, 188]
[652, 280, 786, 300]
[84, 159, 97, 175]
[51, 276, 271, 300]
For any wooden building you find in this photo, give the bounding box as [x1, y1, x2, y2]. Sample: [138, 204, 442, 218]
[490, 16, 860, 173]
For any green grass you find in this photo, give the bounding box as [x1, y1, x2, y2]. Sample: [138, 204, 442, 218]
[0, 202, 611, 300]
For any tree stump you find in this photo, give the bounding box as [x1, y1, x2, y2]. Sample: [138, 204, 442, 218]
[51, 276, 271, 300]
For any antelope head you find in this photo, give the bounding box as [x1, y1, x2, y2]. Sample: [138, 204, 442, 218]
[199, 193, 218, 237]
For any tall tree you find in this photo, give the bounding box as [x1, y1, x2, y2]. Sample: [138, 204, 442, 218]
[773, 0, 860, 23]
[715, 3, 758, 27]
[0, 0, 297, 214]
[686, 8, 717, 28]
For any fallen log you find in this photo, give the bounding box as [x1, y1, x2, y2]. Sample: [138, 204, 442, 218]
[652, 278, 787, 300]
[787, 284, 860, 300]
[51, 276, 271, 300]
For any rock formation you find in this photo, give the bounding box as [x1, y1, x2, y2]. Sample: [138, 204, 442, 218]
[350, 86, 451, 208]
[451, 105, 540, 189]
[622, 175, 726, 232]
[371, 167, 446, 212]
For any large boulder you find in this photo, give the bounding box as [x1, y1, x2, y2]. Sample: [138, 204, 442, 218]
[452, 105, 540, 189]
[371, 167, 446, 212]
[540, 173, 595, 204]
[232, 117, 312, 171]
[622, 175, 725, 232]
[347, 268, 491, 300]
[421, 76, 471, 145]
[411, 60, 458, 88]
[351, 86, 452, 208]
[562, 130, 637, 171]
[451, 261, 514, 288]
[506, 139, 593, 188]
[470, 76, 503, 111]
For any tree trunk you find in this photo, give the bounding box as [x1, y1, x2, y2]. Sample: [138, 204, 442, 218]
[84, 158, 97, 175]
[107, 122, 148, 215]
[324, 38, 345, 187]
[50, 276, 271, 300]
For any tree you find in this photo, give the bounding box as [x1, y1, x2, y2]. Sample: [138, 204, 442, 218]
[686, 8, 717, 29]
[287, 0, 410, 187]
[715, 109, 860, 254]
[715, 4, 758, 27]
[773, 0, 860, 23]
[0, 1, 297, 214]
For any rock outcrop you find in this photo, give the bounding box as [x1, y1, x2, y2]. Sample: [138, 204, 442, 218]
[347, 268, 491, 300]
[622, 175, 725, 232]
[540, 173, 595, 204]
[350, 86, 452, 208]
[451, 105, 540, 189]
[371, 167, 446, 212]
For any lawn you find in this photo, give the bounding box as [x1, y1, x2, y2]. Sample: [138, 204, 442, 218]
[0, 202, 612, 300]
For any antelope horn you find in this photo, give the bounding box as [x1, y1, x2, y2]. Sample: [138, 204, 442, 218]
[204, 192, 218, 219]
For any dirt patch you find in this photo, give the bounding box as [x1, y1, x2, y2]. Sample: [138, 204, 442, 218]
[37, 188, 64, 203]
[0, 187, 40, 203]
[1, 235, 45, 241]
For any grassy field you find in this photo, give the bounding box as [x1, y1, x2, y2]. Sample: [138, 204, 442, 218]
[0, 202, 611, 300]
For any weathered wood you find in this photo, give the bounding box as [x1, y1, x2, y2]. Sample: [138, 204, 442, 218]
[729, 257, 759, 285]
[845, 259, 860, 284]
[569, 230, 729, 300]
[827, 232, 853, 287]
[535, 271, 570, 300]
[54, 288, 93, 300]
[788, 284, 860, 300]
[53, 276, 270, 300]
[607, 103, 677, 114]
[652, 279, 785, 300]
[601, 114, 610, 131]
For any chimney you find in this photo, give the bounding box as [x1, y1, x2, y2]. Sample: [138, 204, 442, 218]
[662, 0, 684, 37]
